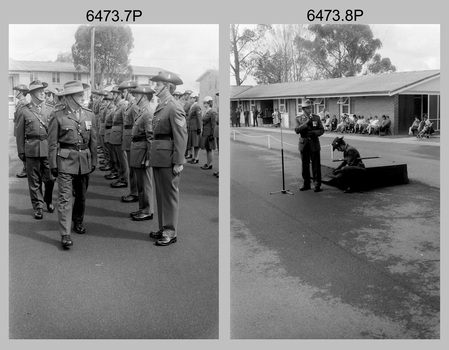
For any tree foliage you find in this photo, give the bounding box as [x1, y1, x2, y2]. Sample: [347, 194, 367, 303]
[230, 24, 271, 85]
[366, 53, 397, 74]
[304, 24, 382, 78]
[55, 52, 73, 63]
[71, 25, 134, 88]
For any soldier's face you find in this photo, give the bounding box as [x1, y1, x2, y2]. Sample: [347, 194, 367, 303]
[71, 92, 85, 106]
[34, 88, 45, 101]
[154, 82, 165, 96]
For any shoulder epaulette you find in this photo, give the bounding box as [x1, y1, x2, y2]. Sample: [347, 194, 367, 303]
[54, 104, 66, 113]
[82, 106, 93, 113]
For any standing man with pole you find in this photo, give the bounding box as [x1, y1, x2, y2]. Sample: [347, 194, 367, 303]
[148, 72, 187, 246]
[48, 81, 97, 249]
[295, 99, 324, 192]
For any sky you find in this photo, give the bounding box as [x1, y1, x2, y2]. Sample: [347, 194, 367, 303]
[9, 24, 219, 92]
[231, 24, 440, 85]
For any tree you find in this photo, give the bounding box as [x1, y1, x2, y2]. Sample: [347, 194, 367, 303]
[252, 50, 284, 84]
[230, 24, 271, 85]
[304, 24, 385, 78]
[71, 25, 134, 88]
[365, 53, 397, 74]
[55, 52, 73, 63]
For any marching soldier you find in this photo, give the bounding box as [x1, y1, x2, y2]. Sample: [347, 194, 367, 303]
[48, 81, 97, 248]
[148, 72, 188, 246]
[13, 84, 29, 178]
[331, 136, 367, 193]
[121, 82, 141, 203]
[295, 99, 324, 192]
[128, 85, 155, 221]
[16, 80, 55, 219]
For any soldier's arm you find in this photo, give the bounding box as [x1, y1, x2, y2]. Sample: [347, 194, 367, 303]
[16, 109, 26, 155]
[144, 109, 154, 164]
[89, 113, 98, 168]
[196, 105, 202, 132]
[48, 112, 58, 170]
[170, 102, 188, 166]
[309, 118, 325, 138]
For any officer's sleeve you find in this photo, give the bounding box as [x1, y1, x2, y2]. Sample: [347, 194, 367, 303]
[48, 112, 58, 169]
[170, 102, 188, 165]
[196, 105, 202, 130]
[88, 112, 98, 167]
[144, 109, 154, 157]
[16, 109, 26, 155]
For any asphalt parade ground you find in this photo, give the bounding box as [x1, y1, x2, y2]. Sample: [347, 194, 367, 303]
[8, 121, 219, 339]
[230, 126, 440, 339]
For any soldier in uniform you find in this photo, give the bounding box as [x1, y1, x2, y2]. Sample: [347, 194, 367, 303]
[103, 86, 120, 180]
[295, 99, 324, 192]
[48, 81, 97, 248]
[16, 80, 55, 219]
[128, 85, 155, 221]
[108, 83, 131, 188]
[186, 93, 202, 164]
[148, 72, 188, 246]
[98, 91, 113, 170]
[172, 91, 182, 100]
[121, 82, 141, 203]
[13, 84, 30, 178]
[331, 136, 367, 193]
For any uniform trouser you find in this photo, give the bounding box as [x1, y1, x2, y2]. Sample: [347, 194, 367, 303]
[300, 150, 322, 188]
[57, 172, 89, 236]
[106, 142, 116, 171]
[335, 166, 366, 190]
[133, 166, 154, 215]
[126, 150, 138, 196]
[25, 156, 54, 210]
[99, 134, 109, 162]
[153, 167, 181, 238]
[111, 144, 129, 183]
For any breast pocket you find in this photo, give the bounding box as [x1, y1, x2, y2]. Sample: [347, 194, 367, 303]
[60, 125, 75, 137]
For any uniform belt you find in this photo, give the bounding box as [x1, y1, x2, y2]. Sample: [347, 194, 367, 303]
[132, 136, 147, 142]
[59, 143, 89, 150]
[26, 134, 47, 140]
[124, 125, 133, 129]
[105, 126, 112, 129]
[154, 134, 173, 140]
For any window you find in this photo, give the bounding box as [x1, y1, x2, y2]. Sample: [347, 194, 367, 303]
[314, 98, 326, 115]
[30, 72, 38, 82]
[279, 99, 287, 113]
[52, 72, 60, 83]
[428, 95, 440, 131]
[337, 97, 350, 115]
[73, 72, 81, 80]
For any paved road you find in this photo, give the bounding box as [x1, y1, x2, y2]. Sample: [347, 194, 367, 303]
[230, 127, 439, 339]
[9, 124, 219, 339]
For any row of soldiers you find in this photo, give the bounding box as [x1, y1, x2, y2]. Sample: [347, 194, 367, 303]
[13, 71, 191, 249]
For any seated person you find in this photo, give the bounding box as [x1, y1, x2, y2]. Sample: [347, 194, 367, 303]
[330, 115, 338, 131]
[366, 116, 380, 134]
[324, 116, 332, 131]
[331, 136, 367, 193]
[379, 115, 391, 135]
[347, 114, 356, 133]
[335, 115, 348, 133]
[409, 116, 420, 135]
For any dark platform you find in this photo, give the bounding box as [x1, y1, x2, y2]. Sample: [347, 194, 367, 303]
[321, 159, 409, 190]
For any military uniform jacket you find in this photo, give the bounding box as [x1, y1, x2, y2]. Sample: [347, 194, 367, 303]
[295, 113, 324, 152]
[123, 99, 140, 151]
[149, 93, 187, 168]
[110, 100, 128, 145]
[98, 103, 108, 136]
[104, 104, 116, 143]
[48, 105, 97, 175]
[16, 102, 54, 157]
[187, 102, 202, 130]
[342, 145, 365, 168]
[130, 102, 153, 168]
[13, 98, 29, 137]
[202, 109, 217, 137]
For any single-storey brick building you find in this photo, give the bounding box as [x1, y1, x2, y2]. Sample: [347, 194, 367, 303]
[231, 70, 440, 135]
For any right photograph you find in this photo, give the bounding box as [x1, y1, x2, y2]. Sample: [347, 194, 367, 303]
[230, 24, 440, 339]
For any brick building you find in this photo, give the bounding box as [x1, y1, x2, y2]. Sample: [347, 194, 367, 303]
[230, 70, 440, 135]
[196, 69, 219, 108]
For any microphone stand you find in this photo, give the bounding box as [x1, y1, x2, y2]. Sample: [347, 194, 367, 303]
[270, 115, 294, 195]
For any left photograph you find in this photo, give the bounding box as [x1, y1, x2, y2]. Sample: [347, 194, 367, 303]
[8, 24, 219, 339]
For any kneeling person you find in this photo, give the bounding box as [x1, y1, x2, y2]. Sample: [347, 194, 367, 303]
[129, 85, 155, 221]
[331, 136, 366, 193]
